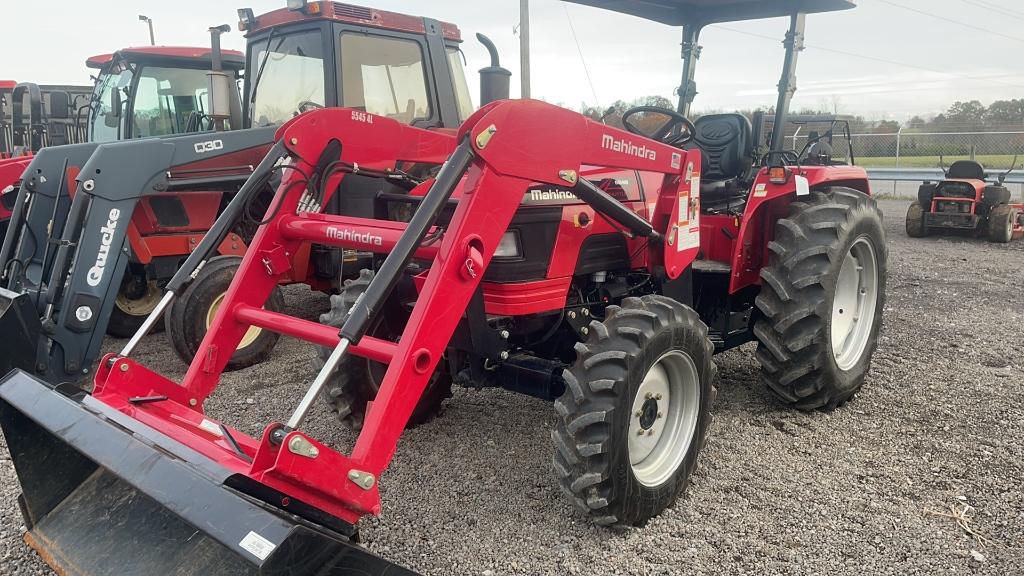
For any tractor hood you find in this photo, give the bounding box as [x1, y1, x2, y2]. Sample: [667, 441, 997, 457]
[564, 0, 856, 26]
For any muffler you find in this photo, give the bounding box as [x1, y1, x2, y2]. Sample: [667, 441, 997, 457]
[0, 371, 417, 576]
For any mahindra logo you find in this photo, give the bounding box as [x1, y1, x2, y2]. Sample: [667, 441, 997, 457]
[602, 134, 656, 161]
[527, 189, 578, 202]
[194, 139, 224, 154]
[327, 226, 383, 246]
[86, 208, 121, 287]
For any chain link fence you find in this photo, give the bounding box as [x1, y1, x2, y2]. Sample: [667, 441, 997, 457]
[792, 130, 1024, 169]
[791, 129, 1024, 196]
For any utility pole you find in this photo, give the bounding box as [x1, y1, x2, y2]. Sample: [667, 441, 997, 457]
[520, 0, 531, 99]
[139, 15, 155, 46]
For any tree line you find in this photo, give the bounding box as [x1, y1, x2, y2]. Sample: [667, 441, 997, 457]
[579, 97, 1024, 134]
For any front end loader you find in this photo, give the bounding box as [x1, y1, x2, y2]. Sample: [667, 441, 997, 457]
[1, 97, 693, 575]
[0, 128, 275, 382]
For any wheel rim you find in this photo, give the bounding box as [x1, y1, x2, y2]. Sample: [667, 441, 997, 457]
[628, 350, 701, 488]
[831, 236, 879, 371]
[206, 293, 262, 349]
[115, 281, 162, 316]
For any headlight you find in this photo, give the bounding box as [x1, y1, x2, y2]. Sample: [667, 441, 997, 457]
[493, 230, 522, 259]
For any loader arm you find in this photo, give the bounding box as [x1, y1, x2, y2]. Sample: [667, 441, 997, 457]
[0, 127, 275, 383]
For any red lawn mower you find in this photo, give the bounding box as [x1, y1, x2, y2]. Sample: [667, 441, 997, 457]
[906, 158, 1023, 243]
[0, 1, 886, 574]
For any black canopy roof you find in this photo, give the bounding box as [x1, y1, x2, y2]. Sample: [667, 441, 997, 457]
[564, 0, 856, 26]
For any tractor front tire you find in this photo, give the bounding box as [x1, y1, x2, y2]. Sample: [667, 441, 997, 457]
[165, 256, 285, 370]
[754, 187, 887, 410]
[107, 274, 164, 338]
[905, 201, 928, 238]
[988, 205, 1016, 243]
[552, 295, 715, 527]
[317, 269, 452, 430]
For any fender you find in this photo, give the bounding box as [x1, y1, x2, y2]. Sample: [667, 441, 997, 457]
[728, 164, 870, 293]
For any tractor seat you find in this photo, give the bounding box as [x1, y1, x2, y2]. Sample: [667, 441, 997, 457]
[684, 114, 753, 209]
[946, 160, 986, 180]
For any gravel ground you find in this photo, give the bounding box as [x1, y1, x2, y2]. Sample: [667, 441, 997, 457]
[1, 198, 1022, 575]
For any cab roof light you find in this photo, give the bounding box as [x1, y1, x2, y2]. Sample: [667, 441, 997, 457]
[287, 0, 322, 14]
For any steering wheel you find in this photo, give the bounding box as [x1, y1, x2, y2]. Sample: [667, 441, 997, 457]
[621, 106, 696, 146]
[297, 100, 325, 114]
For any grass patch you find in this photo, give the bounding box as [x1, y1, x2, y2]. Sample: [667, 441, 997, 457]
[858, 154, 1020, 169]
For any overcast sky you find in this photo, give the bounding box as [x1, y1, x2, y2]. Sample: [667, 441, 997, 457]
[6, 0, 1023, 120]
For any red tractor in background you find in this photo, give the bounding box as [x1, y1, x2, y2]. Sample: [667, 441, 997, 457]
[0, 45, 246, 279]
[906, 159, 1023, 242]
[0, 1, 886, 575]
[0, 2, 505, 386]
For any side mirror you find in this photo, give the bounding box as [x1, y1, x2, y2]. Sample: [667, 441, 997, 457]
[476, 33, 511, 106]
[105, 89, 122, 128]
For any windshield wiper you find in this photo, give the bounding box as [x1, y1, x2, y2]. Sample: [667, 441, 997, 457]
[248, 28, 280, 124]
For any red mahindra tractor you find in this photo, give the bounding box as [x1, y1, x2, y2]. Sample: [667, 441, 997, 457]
[0, 1, 886, 574]
[906, 158, 1023, 243]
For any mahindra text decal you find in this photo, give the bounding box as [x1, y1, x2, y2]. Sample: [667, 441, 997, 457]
[86, 208, 121, 287]
[527, 189, 578, 202]
[602, 134, 656, 161]
[327, 227, 383, 246]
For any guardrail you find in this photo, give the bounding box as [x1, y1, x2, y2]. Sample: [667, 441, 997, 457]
[865, 168, 1024, 184]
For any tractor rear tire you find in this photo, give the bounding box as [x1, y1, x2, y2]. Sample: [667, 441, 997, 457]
[905, 201, 928, 238]
[988, 204, 1016, 243]
[981, 186, 1012, 210]
[165, 256, 285, 370]
[316, 269, 452, 430]
[107, 274, 164, 338]
[552, 295, 715, 527]
[754, 187, 887, 410]
[917, 183, 936, 210]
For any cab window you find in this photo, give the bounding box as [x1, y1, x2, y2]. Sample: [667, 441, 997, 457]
[340, 34, 431, 124]
[132, 66, 225, 137]
[447, 47, 474, 121]
[249, 30, 326, 126]
[89, 63, 134, 142]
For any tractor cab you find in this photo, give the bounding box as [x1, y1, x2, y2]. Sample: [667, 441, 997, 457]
[233, 2, 499, 224]
[238, 2, 477, 131]
[85, 46, 245, 142]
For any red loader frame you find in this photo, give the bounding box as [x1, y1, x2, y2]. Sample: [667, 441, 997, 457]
[92, 99, 699, 524]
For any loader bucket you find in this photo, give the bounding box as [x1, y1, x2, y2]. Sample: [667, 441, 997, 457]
[0, 371, 417, 576]
[0, 288, 41, 376]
